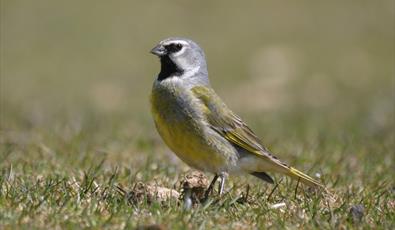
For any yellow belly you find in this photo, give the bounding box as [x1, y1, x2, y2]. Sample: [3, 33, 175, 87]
[150, 83, 230, 173]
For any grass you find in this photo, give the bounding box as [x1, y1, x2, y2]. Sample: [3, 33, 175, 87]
[1, 0, 394, 229]
[1, 108, 393, 229]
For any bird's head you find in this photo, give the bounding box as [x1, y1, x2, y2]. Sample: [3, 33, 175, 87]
[150, 37, 208, 84]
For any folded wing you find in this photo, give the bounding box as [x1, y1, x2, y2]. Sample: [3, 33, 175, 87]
[192, 86, 323, 188]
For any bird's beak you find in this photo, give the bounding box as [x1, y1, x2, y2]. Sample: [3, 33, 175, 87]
[150, 44, 166, 56]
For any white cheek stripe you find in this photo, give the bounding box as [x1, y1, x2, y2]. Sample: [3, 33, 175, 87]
[154, 66, 199, 85]
[154, 74, 182, 86]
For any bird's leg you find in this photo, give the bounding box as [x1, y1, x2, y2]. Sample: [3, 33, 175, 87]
[218, 172, 228, 196]
[204, 174, 218, 200]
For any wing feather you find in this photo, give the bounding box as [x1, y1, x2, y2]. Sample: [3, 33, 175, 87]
[191, 86, 281, 162]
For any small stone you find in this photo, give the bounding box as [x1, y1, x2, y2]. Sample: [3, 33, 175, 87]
[270, 202, 286, 209]
[349, 204, 364, 223]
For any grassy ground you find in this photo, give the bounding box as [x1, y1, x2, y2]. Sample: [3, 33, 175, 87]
[1, 0, 394, 229]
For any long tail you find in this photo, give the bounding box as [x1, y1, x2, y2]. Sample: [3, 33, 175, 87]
[286, 167, 323, 188]
[247, 150, 325, 188]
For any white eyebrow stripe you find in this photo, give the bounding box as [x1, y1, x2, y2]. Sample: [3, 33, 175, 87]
[161, 40, 189, 46]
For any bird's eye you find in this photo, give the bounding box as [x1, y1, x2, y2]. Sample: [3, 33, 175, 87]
[165, 43, 183, 53]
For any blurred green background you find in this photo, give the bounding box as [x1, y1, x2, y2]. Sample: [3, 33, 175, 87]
[1, 1, 394, 228]
[1, 0, 394, 170]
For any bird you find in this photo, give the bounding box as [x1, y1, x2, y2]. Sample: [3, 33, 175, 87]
[149, 37, 324, 196]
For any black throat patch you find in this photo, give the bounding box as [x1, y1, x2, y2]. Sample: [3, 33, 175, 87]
[157, 56, 184, 81]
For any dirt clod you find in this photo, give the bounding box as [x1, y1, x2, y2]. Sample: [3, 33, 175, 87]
[180, 171, 209, 204]
[117, 182, 180, 205]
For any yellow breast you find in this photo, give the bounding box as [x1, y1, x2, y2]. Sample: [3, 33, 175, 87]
[150, 80, 228, 172]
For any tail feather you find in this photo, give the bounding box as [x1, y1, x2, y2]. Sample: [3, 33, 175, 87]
[286, 167, 323, 188]
[250, 171, 274, 184]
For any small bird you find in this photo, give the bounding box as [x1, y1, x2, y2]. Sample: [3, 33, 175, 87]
[150, 37, 323, 196]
